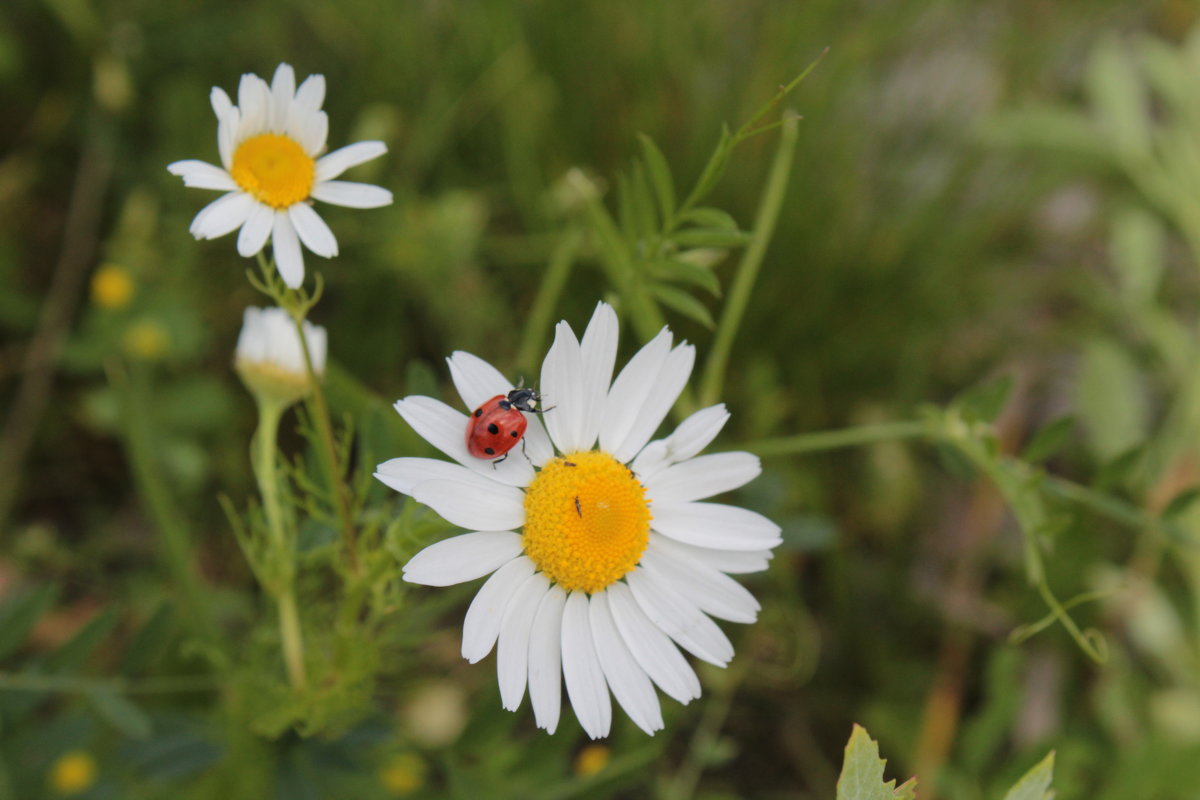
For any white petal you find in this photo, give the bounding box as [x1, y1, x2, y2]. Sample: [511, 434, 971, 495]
[607, 582, 700, 704]
[167, 160, 237, 191]
[576, 303, 619, 451]
[461, 556, 535, 663]
[411, 478, 525, 532]
[393, 396, 534, 487]
[561, 592, 611, 739]
[632, 404, 730, 479]
[599, 327, 672, 455]
[300, 110, 328, 156]
[589, 591, 663, 735]
[650, 535, 773, 575]
[236, 73, 271, 140]
[272, 211, 305, 288]
[652, 502, 781, 551]
[288, 203, 339, 258]
[540, 321, 584, 452]
[640, 544, 759, 624]
[236, 202, 274, 257]
[374, 456, 480, 495]
[315, 141, 388, 181]
[210, 86, 233, 120]
[613, 343, 695, 463]
[311, 180, 394, 208]
[402, 531, 523, 586]
[217, 106, 240, 170]
[645, 452, 761, 505]
[626, 568, 733, 666]
[189, 191, 254, 240]
[270, 63, 295, 132]
[528, 586, 566, 733]
[447, 351, 513, 413]
[287, 74, 326, 142]
[497, 572, 550, 711]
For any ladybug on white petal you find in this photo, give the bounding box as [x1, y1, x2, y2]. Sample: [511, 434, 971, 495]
[465, 387, 547, 464]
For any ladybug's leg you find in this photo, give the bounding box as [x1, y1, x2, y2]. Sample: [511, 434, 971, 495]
[491, 452, 509, 468]
[520, 437, 534, 465]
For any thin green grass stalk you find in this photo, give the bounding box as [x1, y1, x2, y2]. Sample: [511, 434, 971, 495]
[108, 360, 218, 646]
[251, 397, 308, 690]
[699, 113, 800, 407]
[742, 420, 929, 457]
[516, 225, 582, 373]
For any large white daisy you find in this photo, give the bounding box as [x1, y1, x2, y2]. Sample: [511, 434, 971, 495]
[376, 302, 781, 738]
[167, 63, 393, 289]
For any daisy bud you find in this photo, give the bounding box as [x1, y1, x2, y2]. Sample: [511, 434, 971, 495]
[234, 306, 326, 407]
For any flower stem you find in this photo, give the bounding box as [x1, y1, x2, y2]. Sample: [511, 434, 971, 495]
[251, 397, 308, 690]
[699, 112, 799, 407]
[292, 313, 360, 575]
[742, 419, 929, 457]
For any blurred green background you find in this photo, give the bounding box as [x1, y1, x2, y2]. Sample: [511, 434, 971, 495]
[5, 0, 1200, 797]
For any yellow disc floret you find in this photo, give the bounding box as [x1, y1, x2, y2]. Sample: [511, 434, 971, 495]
[230, 134, 315, 208]
[522, 451, 651, 594]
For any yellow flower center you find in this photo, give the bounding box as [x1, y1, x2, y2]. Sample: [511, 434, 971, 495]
[48, 751, 96, 795]
[230, 134, 314, 208]
[522, 451, 651, 594]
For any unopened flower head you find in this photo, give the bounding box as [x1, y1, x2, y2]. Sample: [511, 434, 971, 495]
[168, 63, 393, 288]
[235, 306, 326, 406]
[376, 302, 780, 739]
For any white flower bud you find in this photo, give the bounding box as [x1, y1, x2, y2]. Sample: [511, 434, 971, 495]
[234, 307, 326, 406]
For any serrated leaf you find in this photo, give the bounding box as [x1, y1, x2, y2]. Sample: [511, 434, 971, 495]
[89, 688, 152, 739]
[638, 133, 676, 224]
[672, 228, 752, 248]
[0, 584, 58, 662]
[957, 376, 1014, 423]
[650, 284, 715, 328]
[836, 725, 918, 800]
[1021, 417, 1075, 463]
[1003, 751, 1055, 800]
[1162, 487, 1200, 519]
[676, 206, 739, 231]
[648, 259, 721, 296]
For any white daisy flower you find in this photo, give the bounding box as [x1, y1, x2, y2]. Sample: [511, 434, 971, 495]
[167, 63, 393, 289]
[235, 306, 326, 406]
[375, 302, 780, 738]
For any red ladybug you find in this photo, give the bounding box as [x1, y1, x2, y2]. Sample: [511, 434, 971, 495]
[465, 388, 543, 463]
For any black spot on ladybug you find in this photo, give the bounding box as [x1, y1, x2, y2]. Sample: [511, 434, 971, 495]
[484, 447, 495, 455]
[487, 423, 499, 435]
[510, 430, 519, 438]
[474, 408, 482, 417]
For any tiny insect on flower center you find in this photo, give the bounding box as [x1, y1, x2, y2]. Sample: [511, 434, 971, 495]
[522, 451, 651, 594]
[230, 134, 315, 208]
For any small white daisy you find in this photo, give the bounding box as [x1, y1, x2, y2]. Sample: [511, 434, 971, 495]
[376, 302, 780, 738]
[168, 63, 393, 288]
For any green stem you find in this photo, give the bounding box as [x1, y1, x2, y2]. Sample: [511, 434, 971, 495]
[699, 113, 800, 406]
[251, 398, 307, 690]
[742, 420, 929, 457]
[292, 314, 359, 575]
[516, 226, 582, 373]
[0, 673, 217, 694]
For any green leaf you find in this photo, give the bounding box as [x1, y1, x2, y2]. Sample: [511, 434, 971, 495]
[675, 206, 739, 231]
[648, 259, 721, 296]
[88, 688, 152, 739]
[629, 161, 659, 243]
[1162, 487, 1200, 519]
[45, 608, 119, 672]
[672, 228, 752, 248]
[1076, 339, 1148, 461]
[1085, 35, 1150, 159]
[649, 284, 715, 328]
[683, 124, 734, 210]
[1003, 751, 1055, 800]
[836, 725, 917, 800]
[637, 133, 676, 225]
[0, 584, 58, 662]
[1095, 444, 1144, 491]
[1021, 417, 1075, 463]
[1110, 206, 1165, 306]
[119, 603, 175, 675]
[957, 376, 1014, 424]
